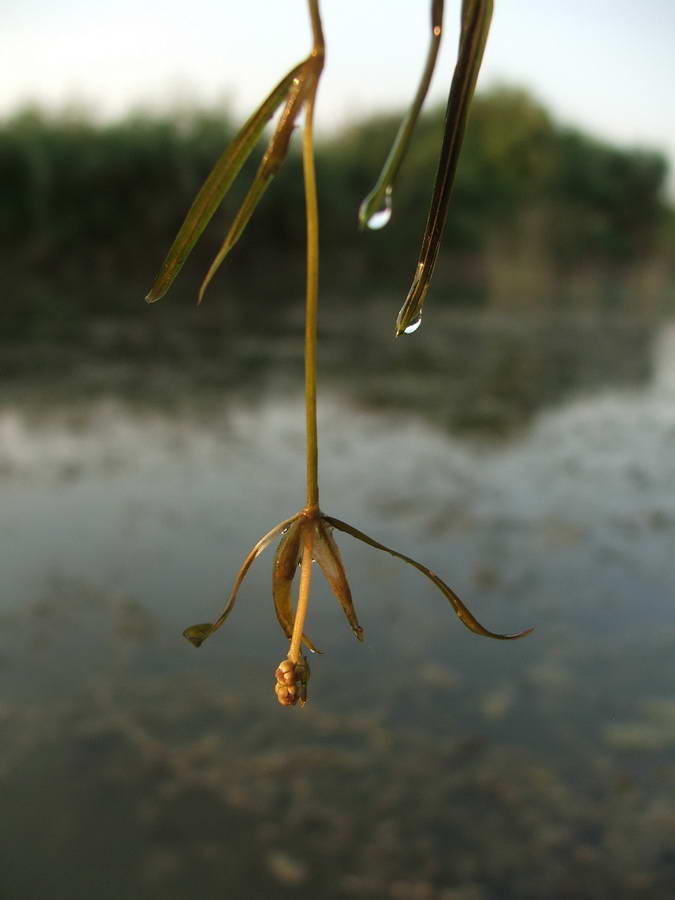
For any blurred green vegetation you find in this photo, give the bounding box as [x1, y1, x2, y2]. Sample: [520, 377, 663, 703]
[1, 86, 673, 324]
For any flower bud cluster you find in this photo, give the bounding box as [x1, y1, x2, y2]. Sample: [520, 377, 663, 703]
[274, 656, 310, 707]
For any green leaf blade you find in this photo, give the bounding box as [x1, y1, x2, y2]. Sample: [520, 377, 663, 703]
[145, 60, 306, 303]
[196, 65, 310, 304]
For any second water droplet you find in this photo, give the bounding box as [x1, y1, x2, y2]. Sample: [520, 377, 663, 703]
[366, 187, 393, 230]
[403, 315, 422, 334]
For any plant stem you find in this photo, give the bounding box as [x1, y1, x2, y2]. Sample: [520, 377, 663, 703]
[288, 529, 314, 663]
[308, 0, 325, 53]
[303, 0, 324, 509]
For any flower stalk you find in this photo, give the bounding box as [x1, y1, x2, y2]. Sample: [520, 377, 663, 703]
[302, 5, 324, 508]
[288, 525, 315, 665]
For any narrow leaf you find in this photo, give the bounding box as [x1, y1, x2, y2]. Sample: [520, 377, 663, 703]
[183, 512, 300, 647]
[272, 519, 321, 653]
[145, 59, 307, 303]
[396, 0, 493, 335]
[314, 519, 364, 641]
[359, 0, 444, 230]
[325, 516, 533, 641]
[197, 68, 310, 303]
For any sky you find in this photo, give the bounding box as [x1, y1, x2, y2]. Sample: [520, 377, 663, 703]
[3, 1, 675, 186]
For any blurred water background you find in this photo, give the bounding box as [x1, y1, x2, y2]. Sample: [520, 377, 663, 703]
[1, 87, 675, 899]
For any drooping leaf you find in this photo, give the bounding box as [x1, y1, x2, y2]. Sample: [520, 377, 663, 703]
[272, 519, 321, 653]
[183, 512, 300, 647]
[359, 0, 444, 230]
[396, 0, 493, 335]
[145, 58, 308, 303]
[314, 518, 364, 641]
[325, 516, 533, 641]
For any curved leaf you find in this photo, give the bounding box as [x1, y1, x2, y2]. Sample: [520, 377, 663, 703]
[325, 516, 533, 641]
[183, 512, 300, 647]
[314, 518, 364, 641]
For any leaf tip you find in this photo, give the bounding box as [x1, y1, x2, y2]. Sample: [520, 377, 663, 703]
[515, 625, 535, 639]
[196, 286, 207, 306]
[145, 285, 167, 304]
[183, 623, 214, 648]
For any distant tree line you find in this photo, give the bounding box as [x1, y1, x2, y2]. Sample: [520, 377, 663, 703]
[1, 86, 673, 319]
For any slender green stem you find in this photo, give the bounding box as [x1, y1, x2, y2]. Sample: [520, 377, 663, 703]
[302, 0, 325, 508]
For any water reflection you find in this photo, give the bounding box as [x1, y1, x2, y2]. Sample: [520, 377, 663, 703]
[1, 319, 675, 898]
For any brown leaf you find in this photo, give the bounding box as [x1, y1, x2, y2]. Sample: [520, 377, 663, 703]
[325, 515, 532, 641]
[183, 513, 300, 647]
[314, 518, 364, 641]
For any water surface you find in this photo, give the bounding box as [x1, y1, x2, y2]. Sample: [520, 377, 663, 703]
[1, 314, 674, 899]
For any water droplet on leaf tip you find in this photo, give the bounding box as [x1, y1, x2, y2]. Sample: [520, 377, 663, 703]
[365, 188, 393, 230]
[366, 208, 391, 230]
[403, 315, 422, 334]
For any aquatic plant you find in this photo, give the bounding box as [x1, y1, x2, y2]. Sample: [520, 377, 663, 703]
[146, 0, 532, 707]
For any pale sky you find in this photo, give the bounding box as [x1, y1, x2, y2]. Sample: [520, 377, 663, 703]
[3, 1, 675, 187]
